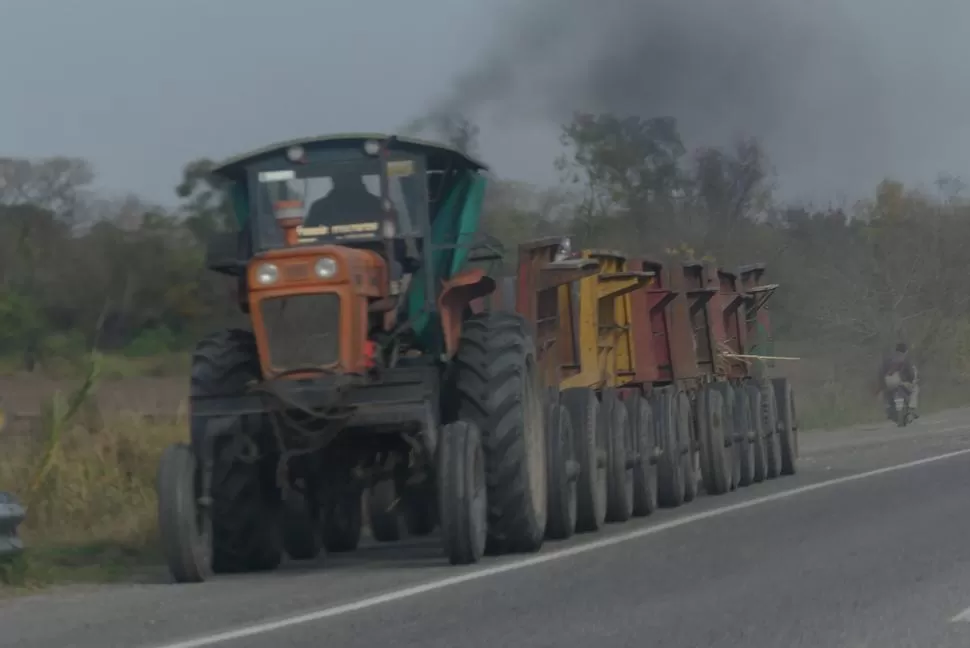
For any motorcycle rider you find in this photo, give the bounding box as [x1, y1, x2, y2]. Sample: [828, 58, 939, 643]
[877, 342, 919, 421]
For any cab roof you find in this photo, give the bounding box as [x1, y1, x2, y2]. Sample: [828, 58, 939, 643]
[210, 132, 489, 181]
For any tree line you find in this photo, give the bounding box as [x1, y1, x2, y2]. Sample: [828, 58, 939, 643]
[3, 114, 970, 416]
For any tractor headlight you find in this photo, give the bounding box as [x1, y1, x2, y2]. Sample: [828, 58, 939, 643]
[314, 257, 338, 279]
[255, 262, 279, 286]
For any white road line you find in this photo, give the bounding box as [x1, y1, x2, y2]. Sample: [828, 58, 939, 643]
[950, 607, 970, 623]
[150, 447, 970, 648]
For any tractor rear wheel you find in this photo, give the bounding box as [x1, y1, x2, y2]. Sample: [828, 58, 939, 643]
[627, 394, 658, 517]
[773, 378, 799, 475]
[654, 387, 686, 508]
[603, 389, 634, 523]
[455, 312, 547, 554]
[698, 385, 731, 496]
[545, 400, 578, 540]
[189, 330, 282, 575]
[561, 387, 607, 532]
[438, 420, 488, 565]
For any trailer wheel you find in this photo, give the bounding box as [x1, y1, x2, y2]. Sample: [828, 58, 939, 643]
[698, 385, 731, 496]
[759, 380, 782, 479]
[772, 378, 799, 475]
[189, 330, 282, 576]
[732, 385, 756, 487]
[281, 491, 322, 560]
[321, 490, 362, 553]
[545, 401, 578, 540]
[367, 479, 403, 543]
[745, 384, 768, 483]
[626, 395, 658, 517]
[438, 420, 488, 565]
[602, 389, 634, 523]
[713, 383, 741, 491]
[654, 387, 686, 508]
[157, 443, 212, 583]
[561, 387, 607, 532]
[455, 312, 547, 554]
[679, 390, 701, 503]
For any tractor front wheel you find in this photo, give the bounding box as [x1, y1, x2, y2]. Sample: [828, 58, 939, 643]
[438, 420, 488, 565]
[189, 330, 282, 576]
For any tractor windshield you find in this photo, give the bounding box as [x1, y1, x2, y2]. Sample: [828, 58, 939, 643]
[252, 156, 427, 249]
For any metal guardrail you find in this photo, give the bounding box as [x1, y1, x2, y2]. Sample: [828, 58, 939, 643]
[0, 492, 25, 559]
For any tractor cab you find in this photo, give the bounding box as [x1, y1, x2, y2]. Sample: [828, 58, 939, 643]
[206, 134, 493, 378]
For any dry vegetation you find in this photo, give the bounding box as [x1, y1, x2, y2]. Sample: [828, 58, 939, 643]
[4, 113, 970, 589]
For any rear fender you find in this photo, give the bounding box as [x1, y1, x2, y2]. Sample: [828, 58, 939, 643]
[438, 269, 496, 358]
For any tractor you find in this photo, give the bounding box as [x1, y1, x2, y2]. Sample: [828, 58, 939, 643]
[156, 134, 554, 582]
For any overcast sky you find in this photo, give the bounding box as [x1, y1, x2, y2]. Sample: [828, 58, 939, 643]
[2, 0, 969, 207]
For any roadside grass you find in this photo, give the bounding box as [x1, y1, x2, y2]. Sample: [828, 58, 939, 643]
[0, 357, 182, 590]
[0, 356, 964, 592]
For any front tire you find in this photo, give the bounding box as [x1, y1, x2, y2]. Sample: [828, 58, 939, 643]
[190, 330, 282, 575]
[454, 312, 547, 554]
[438, 420, 488, 565]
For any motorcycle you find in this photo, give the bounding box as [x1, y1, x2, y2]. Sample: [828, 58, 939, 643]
[892, 388, 913, 427]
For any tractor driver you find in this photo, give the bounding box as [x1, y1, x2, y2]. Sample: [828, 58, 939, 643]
[304, 166, 383, 229]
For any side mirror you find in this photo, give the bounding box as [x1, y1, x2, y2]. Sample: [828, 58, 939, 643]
[205, 232, 246, 276]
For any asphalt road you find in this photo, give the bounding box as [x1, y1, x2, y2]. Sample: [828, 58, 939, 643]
[4, 409, 970, 648]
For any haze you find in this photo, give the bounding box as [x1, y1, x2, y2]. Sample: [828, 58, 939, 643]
[2, 0, 967, 206]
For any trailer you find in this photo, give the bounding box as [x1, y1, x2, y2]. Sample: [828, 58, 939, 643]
[502, 239, 801, 544]
[627, 257, 800, 501]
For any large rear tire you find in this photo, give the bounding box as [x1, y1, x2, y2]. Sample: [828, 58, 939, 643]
[697, 385, 731, 496]
[439, 420, 488, 565]
[603, 389, 634, 524]
[190, 330, 282, 576]
[654, 387, 686, 508]
[157, 443, 212, 583]
[772, 378, 799, 475]
[562, 387, 607, 532]
[627, 395, 658, 517]
[545, 400, 578, 540]
[454, 312, 547, 554]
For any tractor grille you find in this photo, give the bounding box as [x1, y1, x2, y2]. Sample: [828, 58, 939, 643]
[259, 293, 340, 371]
